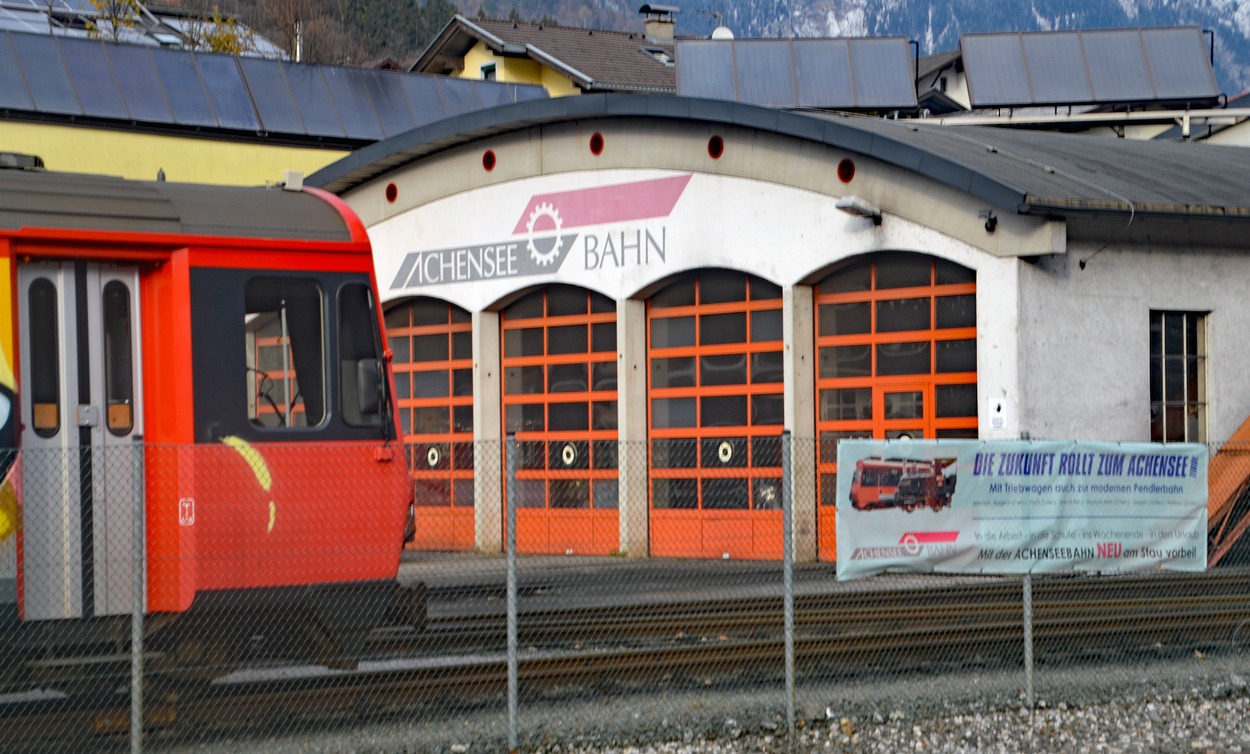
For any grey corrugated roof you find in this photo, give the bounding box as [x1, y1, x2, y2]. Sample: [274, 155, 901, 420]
[824, 114, 1250, 215]
[307, 93, 1250, 222]
[0, 168, 355, 242]
[412, 15, 676, 94]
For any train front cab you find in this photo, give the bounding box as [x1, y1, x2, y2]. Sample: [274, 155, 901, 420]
[0, 185, 417, 665]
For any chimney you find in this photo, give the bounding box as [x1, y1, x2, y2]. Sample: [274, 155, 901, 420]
[639, 3, 678, 45]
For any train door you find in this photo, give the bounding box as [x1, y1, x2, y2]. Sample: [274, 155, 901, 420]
[17, 261, 143, 620]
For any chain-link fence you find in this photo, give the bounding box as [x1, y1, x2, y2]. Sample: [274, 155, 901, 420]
[0, 437, 1247, 753]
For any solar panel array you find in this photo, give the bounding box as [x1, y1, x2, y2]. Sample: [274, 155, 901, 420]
[962, 27, 1219, 108]
[676, 37, 917, 110]
[0, 30, 546, 143]
[1, 0, 95, 11]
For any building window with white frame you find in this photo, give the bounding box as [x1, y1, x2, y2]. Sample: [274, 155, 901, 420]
[1150, 310, 1206, 443]
[481, 63, 496, 80]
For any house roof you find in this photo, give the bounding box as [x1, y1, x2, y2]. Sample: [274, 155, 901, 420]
[308, 93, 1250, 225]
[917, 50, 961, 82]
[411, 15, 677, 94]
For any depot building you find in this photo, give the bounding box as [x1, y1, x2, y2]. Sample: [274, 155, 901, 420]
[308, 94, 1250, 562]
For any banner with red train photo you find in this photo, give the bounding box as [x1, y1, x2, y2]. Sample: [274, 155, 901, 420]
[835, 439, 1208, 580]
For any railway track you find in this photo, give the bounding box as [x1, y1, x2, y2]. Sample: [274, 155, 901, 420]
[379, 570, 1250, 650]
[4, 570, 1250, 751]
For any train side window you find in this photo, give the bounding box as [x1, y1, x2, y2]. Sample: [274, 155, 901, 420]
[103, 280, 134, 435]
[28, 278, 60, 437]
[245, 278, 326, 429]
[338, 282, 385, 428]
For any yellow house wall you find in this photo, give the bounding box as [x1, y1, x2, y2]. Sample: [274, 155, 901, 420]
[1, 122, 348, 186]
[460, 41, 580, 97]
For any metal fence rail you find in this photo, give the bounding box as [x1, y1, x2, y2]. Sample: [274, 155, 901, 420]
[0, 438, 1246, 753]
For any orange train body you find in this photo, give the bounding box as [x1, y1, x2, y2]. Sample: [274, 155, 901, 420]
[0, 165, 413, 621]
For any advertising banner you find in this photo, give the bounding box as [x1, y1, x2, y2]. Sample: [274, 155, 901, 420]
[835, 439, 1208, 580]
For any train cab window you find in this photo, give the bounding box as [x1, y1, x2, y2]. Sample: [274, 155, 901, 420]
[28, 278, 60, 437]
[103, 280, 134, 435]
[245, 278, 325, 429]
[338, 283, 386, 429]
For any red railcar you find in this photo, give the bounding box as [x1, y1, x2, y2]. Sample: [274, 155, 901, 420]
[850, 457, 956, 512]
[0, 157, 418, 673]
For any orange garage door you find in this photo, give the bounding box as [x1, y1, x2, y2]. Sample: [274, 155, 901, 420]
[387, 298, 475, 551]
[502, 285, 619, 554]
[648, 270, 784, 559]
[814, 253, 978, 561]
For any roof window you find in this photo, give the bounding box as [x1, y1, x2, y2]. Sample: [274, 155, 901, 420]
[641, 46, 673, 67]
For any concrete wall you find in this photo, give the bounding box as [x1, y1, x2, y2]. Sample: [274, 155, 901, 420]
[1017, 244, 1250, 444]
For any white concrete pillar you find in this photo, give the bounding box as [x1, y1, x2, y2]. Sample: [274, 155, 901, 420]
[616, 298, 649, 557]
[473, 309, 503, 552]
[783, 285, 818, 562]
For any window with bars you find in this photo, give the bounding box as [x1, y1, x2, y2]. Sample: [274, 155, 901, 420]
[1150, 310, 1206, 443]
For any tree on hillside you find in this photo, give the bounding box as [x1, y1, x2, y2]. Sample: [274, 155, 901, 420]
[348, 0, 418, 58]
[417, 0, 458, 45]
[181, 7, 257, 54]
[87, 0, 141, 42]
[158, 0, 459, 65]
[248, 0, 311, 59]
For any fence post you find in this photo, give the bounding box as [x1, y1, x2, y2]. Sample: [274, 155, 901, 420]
[130, 438, 145, 754]
[782, 430, 795, 736]
[1022, 572, 1034, 709]
[506, 433, 519, 753]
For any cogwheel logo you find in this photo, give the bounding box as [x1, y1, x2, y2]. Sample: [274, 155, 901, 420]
[526, 202, 564, 266]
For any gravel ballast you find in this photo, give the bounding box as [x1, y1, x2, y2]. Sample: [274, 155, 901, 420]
[163, 652, 1250, 754]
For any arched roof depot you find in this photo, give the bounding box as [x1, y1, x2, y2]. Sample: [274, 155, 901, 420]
[309, 93, 1250, 225]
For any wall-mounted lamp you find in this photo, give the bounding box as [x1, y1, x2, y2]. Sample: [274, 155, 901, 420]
[980, 209, 997, 233]
[835, 195, 881, 225]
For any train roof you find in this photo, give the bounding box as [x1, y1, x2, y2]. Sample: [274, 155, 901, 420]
[0, 166, 361, 244]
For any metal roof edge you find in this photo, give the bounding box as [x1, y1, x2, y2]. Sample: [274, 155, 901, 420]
[306, 94, 1031, 212]
[410, 14, 499, 72]
[1024, 196, 1250, 218]
[524, 43, 593, 87]
[457, 16, 511, 53]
